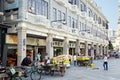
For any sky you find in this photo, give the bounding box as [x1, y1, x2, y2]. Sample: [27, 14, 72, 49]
[95, 0, 118, 30]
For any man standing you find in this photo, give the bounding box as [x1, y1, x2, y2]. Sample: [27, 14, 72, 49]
[103, 54, 108, 70]
[21, 55, 32, 66]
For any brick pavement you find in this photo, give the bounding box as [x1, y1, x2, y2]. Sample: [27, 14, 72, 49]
[40, 58, 120, 80]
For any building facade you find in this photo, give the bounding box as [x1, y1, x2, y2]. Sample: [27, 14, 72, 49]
[108, 29, 116, 50]
[1, 0, 108, 66]
[116, 0, 120, 51]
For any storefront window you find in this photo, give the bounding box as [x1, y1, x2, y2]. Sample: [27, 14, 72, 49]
[54, 48, 63, 57]
[7, 49, 17, 66]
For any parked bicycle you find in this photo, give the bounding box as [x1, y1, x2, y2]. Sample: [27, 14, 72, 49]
[6, 65, 42, 80]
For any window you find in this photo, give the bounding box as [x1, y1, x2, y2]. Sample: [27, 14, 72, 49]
[58, 10, 61, 20]
[74, 19, 77, 28]
[68, 0, 77, 5]
[61, 12, 65, 21]
[81, 23, 84, 31]
[68, 0, 72, 4]
[80, 1, 86, 12]
[71, 18, 77, 28]
[28, 0, 36, 13]
[53, 8, 57, 21]
[98, 17, 101, 24]
[79, 22, 81, 31]
[68, 16, 71, 27]
[88, 8, 92, 17]
[28, 0, 48, 18]
[41, 0, 48, 18]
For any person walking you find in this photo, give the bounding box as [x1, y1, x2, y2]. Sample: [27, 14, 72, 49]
[73, 54, 77, 66]
[36, 51, 41, 61]
[44, 53, 49, 64]
[103, 54, 108, 70]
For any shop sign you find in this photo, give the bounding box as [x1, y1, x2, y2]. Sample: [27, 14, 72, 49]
[53, 41, 63, 47]
[27, 37, 46, 46]
[6, 34, 17, 44]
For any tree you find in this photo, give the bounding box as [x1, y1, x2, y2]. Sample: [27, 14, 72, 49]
[108, 41, 113, 50]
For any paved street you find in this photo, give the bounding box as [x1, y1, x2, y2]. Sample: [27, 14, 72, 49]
[40, 58, 120, 80]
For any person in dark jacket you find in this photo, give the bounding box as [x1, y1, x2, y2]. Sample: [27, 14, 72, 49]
[21, 55, 32, 66]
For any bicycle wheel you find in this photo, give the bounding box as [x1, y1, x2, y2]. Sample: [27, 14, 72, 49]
[30, 71, 41, 80]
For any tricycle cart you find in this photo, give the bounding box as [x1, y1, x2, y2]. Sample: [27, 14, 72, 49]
[42, 63, 66, 76]
[77, 56, 92, 67]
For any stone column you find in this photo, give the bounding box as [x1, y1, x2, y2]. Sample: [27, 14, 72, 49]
[19, 0, 28, 19]
[46, 34, 53, 58]
[104, 46, 106, 54]
[17, 27, 27, 66]
[75, 39, 80, 54]
[63, 37, 69, 55]
[106, 46, 108, 54]
[85, 41, 88, 56]
[90, 42, 94, 59]
[96, 43, 99, 56]
[100, 45, 103, 56]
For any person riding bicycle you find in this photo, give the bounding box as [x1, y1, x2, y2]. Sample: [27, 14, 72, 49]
[21, 54, 32, 66]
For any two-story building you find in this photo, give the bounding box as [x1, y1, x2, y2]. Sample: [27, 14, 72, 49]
[1, 0, 108, 66]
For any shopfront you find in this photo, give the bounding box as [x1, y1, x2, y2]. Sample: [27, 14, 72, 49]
[69, 42, 75, 56]
[0, 24, 11, 66]
[5, 34, 46, 66]
[53, 40, 63, 57]
[80, 43, 85, 55]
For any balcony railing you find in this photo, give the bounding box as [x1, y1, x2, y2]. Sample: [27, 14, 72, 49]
[69, 5, 78, 13]
[71, 28, 78, 34]
[54, 0, 67, 5]
[87, 17, 94, 23]
[26, 13, 50, 27]
[80, 12, 87, 18]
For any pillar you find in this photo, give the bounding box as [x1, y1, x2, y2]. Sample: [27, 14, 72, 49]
[106, 46, 108, 54]
[90, 42, 94, 59]
[96, 43, 99, 56]
[46, 34, 53, 58]
[100, 45, 103, 56]
[85, 41, 88, 56]
[63, 37, 69, 55]
[75, 39, 80, 54]
[17, 27, 27, 66]
[104, 46, 106, 54]
[19, 0, 28, 19]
